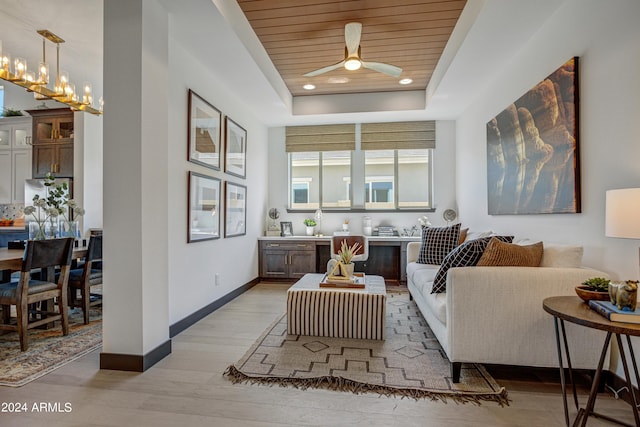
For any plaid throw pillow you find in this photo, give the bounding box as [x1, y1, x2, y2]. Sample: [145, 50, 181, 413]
[417, 223, 461, 265]
[431, 235, 514, 293]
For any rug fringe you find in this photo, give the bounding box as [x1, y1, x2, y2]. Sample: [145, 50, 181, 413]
[223, 365, 510, 407]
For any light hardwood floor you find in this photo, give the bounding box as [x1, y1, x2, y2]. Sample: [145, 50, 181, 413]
[0, 282, 636, 426]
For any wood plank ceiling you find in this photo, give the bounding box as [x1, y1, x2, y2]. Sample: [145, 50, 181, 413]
[237, 0, 467, 97]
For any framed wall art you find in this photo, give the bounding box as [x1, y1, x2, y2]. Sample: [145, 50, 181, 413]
[486, 57, 580, 215]
[224, 117, 247, 178]
[188, 171, 221, 243]
[225, 181, 247, 238]
[188, 89, 222, 170]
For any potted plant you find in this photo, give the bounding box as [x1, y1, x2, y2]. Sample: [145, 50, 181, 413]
[303, 218, 316, 236]
[575, 277, 610, 301]
[337, 239, 362, 278]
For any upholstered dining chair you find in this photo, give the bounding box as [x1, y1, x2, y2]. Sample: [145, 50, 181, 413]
[0, 237, 74, 351]
[330, 235, 369, 262]
[67, 234, 103, 325]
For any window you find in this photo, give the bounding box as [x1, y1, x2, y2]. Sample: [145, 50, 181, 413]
[287, 121, 434, 211]
[290, 153, 319, 209]
[364, 149, 431, 209]
[289, 151, 351, 209]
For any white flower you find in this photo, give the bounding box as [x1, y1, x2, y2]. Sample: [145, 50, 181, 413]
[418, 216, 431, 227]
[66, 199, 78, 209]
[23, 206, 35, 215]
[47, 207, 60, 217]
[34, 198, 47, 208]
[74, 207, 86, 216]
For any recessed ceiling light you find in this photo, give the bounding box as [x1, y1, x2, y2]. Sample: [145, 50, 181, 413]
[327, 77, 350, 84]
[303, 84, 316, 90]
[399, 78, 413, 85]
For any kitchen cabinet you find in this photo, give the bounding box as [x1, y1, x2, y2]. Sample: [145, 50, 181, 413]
[0, 117, 32, 204]
[259, 240, 316, 279]
[25, 108, 74, 178]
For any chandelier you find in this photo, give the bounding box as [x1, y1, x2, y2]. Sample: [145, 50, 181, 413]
[0, 30, 103, 115]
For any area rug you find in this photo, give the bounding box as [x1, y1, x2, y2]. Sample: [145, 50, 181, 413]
[0, 308, 102, 387]
[225, 292, 509, 406]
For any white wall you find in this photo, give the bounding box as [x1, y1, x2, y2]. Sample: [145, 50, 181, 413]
[267, 121, 456, 235]
[455, 0, 640, 376]
[167, 29, 268, 324]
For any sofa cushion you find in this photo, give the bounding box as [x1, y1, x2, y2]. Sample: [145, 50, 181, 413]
[417, 223, 461, 265]
[431, 235, 514, 293]
[477, 238, 543, 267]
[407, 262, 439, 296]
[424, 291, 447, 325]
[540, 244, 583, 268]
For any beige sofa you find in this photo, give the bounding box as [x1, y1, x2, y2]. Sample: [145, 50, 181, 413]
[406, 240, 609, 382]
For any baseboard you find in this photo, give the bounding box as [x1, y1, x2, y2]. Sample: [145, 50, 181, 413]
[169, 276, 260, 338]
[100, 339, 172, 372]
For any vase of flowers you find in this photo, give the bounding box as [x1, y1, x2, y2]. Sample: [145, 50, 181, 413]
[23, 173, 85, 239]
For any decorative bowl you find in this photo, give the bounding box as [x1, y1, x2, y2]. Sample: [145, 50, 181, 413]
[575, 285, 610, 302]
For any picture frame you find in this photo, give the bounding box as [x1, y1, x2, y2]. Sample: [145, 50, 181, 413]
[188, 171, 221, 243]
[486, 57, 580, 215]
[224, 116, 247, 178]
[225, 181, 247, 238]
[280, 221, 293, 237]
[188, 89, 222, 170]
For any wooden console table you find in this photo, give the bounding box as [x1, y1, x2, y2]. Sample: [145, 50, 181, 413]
[543, 296, 640, 427]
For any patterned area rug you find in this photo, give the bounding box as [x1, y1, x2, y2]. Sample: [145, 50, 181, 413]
[225, 292, 509, 406]
[0, 308, 101, 387]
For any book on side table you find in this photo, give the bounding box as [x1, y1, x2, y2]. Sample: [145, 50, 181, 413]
[588, 300, 640, 324]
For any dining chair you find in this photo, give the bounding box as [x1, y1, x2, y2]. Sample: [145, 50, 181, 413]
[330, 235, 369, 262]
[67, 234, 103, 324]
[0, 237, 74, 351]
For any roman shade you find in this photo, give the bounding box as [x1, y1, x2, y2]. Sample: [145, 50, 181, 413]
[361, 121, 436, 150]
[285, 124, 356, 152]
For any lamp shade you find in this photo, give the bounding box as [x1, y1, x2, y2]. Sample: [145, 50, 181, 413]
[605, 188, 640, 239]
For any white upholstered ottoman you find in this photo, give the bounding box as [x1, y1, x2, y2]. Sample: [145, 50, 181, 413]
[286, 273, 386, 340]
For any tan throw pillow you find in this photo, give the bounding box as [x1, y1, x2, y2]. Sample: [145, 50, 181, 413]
[458, 228, 469, 245]
[477, 237, 543, 267]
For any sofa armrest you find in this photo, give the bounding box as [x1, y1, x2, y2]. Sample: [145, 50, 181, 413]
[445, 266, 609, 368]
[407, 241, 421, 264]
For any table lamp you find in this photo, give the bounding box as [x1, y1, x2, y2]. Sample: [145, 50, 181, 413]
[605, 188, 640, 272]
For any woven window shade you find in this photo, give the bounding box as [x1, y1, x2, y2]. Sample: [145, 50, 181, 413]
[361, 121, 436, 150]
[286, 124, 356, 152]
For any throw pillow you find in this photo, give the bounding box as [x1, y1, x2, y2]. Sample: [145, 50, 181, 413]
[431, 235, 514, 293]
[417, 223, 461, 265]
[458, 228, 469, 245]
[477, 238, 543, 267]
[540, 244, 583, 268]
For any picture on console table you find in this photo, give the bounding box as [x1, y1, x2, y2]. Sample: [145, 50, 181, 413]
[188, 89, 222, 170]
[224, 181, 246, 238]
[188, 171, 220, 243]
[486, 57, 580, 215]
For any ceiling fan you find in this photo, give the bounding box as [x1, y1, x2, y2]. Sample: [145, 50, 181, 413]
[303, 22, 403, 78]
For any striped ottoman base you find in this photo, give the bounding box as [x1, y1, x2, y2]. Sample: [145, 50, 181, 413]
[286, 273, 386, 340]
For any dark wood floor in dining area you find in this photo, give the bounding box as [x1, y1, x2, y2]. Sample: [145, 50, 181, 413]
[0, 281, 636, 427]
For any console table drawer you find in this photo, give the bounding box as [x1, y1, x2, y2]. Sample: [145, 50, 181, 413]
[261, 241, 315, 251]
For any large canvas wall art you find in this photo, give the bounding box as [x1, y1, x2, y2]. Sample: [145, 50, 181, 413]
[486, 57, 580, 215]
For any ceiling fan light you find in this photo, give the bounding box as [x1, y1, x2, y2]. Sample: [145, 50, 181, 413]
[344, 58, 361, 71]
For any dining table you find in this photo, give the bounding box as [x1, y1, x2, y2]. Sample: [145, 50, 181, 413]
[0, 245, 88, 282]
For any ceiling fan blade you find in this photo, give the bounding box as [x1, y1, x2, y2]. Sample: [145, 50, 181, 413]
[303, 60, 345, 77]
[345, 22, 362, 57]
[361, 61, 403, 78]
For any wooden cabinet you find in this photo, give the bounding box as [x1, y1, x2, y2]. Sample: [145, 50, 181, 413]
[260, 240, 316, 279]
[0, 117, 32, 204]
[25, 108, 74, 178]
